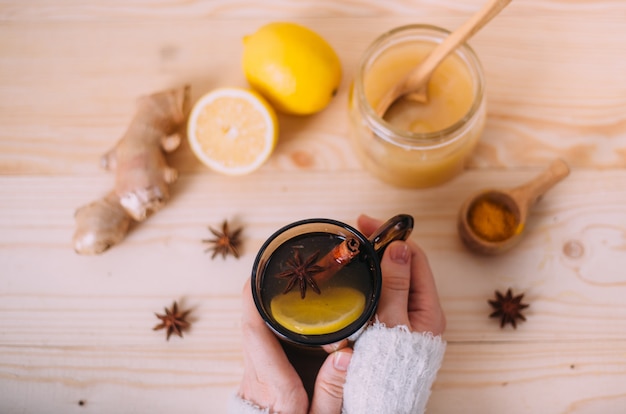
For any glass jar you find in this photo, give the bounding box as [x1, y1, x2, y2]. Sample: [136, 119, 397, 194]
[349, 24, 486, 188]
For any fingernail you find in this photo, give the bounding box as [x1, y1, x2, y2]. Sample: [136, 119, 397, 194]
[333, 350, 352, 371]
[324, 339, 348, 353]
[389, 242, 410, 264]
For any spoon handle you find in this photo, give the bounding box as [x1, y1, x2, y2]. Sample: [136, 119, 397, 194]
[510, 159, 570, 209]
[375, 0, 512, 115]
[404, 0, 512, 93]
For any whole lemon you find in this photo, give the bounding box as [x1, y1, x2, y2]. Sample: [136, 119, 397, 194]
[242, 22, 342, 116]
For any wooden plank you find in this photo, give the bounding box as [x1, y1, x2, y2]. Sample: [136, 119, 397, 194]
[1, 169, 625, 345]
[432, 341, 626, 414]
[1, 11, 625, 174]
[1, 341, 625, 413]
[0, 0, 594, 21]
[2, 0, 626, 20]
[0, 344, 238, 413]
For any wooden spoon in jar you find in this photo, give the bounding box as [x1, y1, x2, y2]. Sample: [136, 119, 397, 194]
[375, 0, 512, 117]
[457, 159, 570, 255]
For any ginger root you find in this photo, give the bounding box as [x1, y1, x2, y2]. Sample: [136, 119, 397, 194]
[73, 85, 190, 255]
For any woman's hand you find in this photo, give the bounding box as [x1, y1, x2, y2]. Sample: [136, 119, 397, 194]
[237, 281, 353, 414]
[236, 213, 444, 413]
[358, 214, 446, 335]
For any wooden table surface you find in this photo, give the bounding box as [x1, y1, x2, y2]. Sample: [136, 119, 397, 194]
[2, 1, 626, 413]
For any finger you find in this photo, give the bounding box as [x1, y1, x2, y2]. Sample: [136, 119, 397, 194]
[376, 240, 412, 327]
[309, 349, 353, 414]
[408, 243, 439, 306]
[407, 244, 447, 335]
[321, 338, 349, 354]
[356, 214, 382, 238]
[239, 280, 306, 410]
[240, 280, 289, 370]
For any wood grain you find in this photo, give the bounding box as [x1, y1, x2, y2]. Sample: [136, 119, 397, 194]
[1, 10, 625, 174]
[1, 0, 626, 412]
[2, 341, 625, 413]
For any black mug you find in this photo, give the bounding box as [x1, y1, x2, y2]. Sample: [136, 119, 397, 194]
[251, 214, 414, 347]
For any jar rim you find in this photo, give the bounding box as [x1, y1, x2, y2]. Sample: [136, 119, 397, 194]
[355, 24, 485, 148]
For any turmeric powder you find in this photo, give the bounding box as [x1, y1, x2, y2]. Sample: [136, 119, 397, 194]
[468, 197, 518, 242]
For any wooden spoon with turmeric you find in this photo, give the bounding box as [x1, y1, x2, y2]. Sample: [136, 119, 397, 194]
[457, 159, 570, 255]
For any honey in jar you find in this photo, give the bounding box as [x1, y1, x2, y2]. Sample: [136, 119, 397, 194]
[349, 24, 486, 188]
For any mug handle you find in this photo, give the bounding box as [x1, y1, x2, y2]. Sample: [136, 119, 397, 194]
[369, 214, 414, 258]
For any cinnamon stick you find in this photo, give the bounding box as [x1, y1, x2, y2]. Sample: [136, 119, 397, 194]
[314, 237, 361, 284]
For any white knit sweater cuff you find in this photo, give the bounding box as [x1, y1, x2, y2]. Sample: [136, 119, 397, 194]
[342, 321, 446, 414]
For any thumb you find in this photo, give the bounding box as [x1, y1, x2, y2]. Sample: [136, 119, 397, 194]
[377, 240, 412, 327]
[309, 349, 352, 414]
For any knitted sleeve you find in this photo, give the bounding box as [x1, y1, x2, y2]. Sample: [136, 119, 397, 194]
[342, 321, 446, 414]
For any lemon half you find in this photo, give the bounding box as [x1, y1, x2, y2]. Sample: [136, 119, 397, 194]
[270, 286, 366, 335]
[187, 87, 278, 175]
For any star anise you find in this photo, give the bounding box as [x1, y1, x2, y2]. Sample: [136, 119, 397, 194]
[277, 249, 326, 299]
[488, 288, 529, 329]
[203, 220, 242, 259]
[153, 301, 191, 340]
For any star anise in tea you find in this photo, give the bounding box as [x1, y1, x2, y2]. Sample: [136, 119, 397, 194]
[488, 288, 529, 329]
[203, 220, 242, 259]
[153, 301, 191, 340]
[277, 249, 326, 299]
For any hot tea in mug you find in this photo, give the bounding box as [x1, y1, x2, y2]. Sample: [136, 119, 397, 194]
[251, 214, 413, 347]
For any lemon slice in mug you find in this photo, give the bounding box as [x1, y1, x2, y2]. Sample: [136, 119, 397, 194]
[270, 286, 366, 335]
[187, 87, 278, 175]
